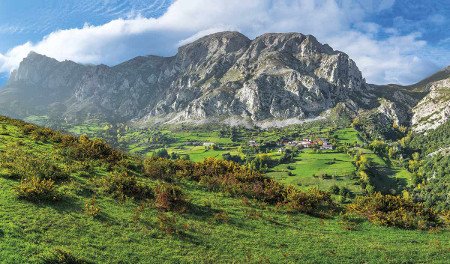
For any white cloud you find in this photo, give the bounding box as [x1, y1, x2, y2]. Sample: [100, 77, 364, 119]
[0, 0, 441, 84]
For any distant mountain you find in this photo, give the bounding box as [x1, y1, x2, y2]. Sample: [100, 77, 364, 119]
[0, 31, 448, 131]
[411, 77, 450, 132]
[367, 65, 450, 133]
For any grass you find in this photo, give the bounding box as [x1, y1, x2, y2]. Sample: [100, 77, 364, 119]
[0, 118, 448, 263]
[0, 176, 449, 263]
[268, 149, 359, 192]
[334, 127, 363, 145]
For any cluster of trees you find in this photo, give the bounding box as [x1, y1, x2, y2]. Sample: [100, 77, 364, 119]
[353, 115, 450, 214]
[353, 151, 376, 193]
[153, 148, 190, 161]
[352, 115, 407, 142]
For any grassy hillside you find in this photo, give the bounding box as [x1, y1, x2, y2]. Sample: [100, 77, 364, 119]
[0, 116, 448, 263]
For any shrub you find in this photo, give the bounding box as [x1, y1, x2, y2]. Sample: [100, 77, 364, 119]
[284, 187, 336, 216]
[0, 144, 69, 181]
[0, 147, 68, 181]
[154, 182, 186, 212]
[329, 184, 340, 195]
[62, 135, 123, 164]
[153, 148, 170, 159]
[143, 157, 177, 181]
[101, 172, 152, 201]
[348, 193, 442, 229]
[15, 177, 58, 202]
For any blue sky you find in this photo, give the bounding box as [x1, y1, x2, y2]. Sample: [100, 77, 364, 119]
[0, 0, 449, 86]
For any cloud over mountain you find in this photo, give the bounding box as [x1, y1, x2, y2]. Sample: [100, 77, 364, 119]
[0, 0, 443, 84]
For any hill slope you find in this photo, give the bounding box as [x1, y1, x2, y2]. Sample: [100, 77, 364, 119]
[0, 116, 448, 263]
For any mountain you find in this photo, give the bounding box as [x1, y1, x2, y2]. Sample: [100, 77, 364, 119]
[0, 31, 448, 132]
[367, 66, 450, 133]
[411, 77, 450, 132]
[0, 31, 375, 126]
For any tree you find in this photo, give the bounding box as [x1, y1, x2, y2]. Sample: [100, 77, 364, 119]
[369, 140, 387, 156]
[408, 152, 422, 173]
[153, 148, 170, 159]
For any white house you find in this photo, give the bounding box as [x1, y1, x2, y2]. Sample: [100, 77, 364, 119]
[321, 142, 333, 150]
[203, 142, 215, 147]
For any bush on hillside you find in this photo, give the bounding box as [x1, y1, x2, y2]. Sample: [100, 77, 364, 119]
[15, 177, 58, 202]
[154, 182, 186, 212]
[348, 193, 442, 229]
[284, 187, 336, 216]
[61, 135, 123, 164]
[0, 147, 68, 181]
[101, 172, 152, 201]
[143, 157, 177, 181]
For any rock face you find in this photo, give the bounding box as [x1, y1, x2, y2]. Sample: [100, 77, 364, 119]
[0, 31, 392, 126]
[412, 78, 450, 132]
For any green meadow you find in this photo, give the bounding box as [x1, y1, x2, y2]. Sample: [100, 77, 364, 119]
[0, 117, 448, 263]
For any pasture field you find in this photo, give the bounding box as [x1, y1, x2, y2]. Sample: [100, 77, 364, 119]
[267, 149, 359, 192]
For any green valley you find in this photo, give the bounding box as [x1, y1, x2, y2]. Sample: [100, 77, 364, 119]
[0, 115, 448, 263]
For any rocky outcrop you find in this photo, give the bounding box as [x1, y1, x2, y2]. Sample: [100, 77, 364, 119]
[412, 78, 450, 132]
[376, 99, 409, 125]
[0, 31, 384, 126]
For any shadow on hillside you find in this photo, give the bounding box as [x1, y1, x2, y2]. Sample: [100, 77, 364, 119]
[36, 195, 83, 213]
[185, 203, 253, 230]
[186, 203, 220, 220]
[370, 166, 407, 194]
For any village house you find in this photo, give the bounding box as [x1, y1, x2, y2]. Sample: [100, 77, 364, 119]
[248, 140, 259, 147]
[285, 141, 296, 147]
[300, 138, 313, 148]
[320, 141, 333, 150]
[203, 142, 215, 147]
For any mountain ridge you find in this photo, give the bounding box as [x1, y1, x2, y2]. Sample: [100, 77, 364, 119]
[0, 31, 448, 131]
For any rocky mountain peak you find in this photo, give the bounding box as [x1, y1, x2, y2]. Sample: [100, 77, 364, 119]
[10, 52, 60, 83]
[176, 31, 251, 67]
[250, 33, 334, 56]
[0, 31, 388, 126]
